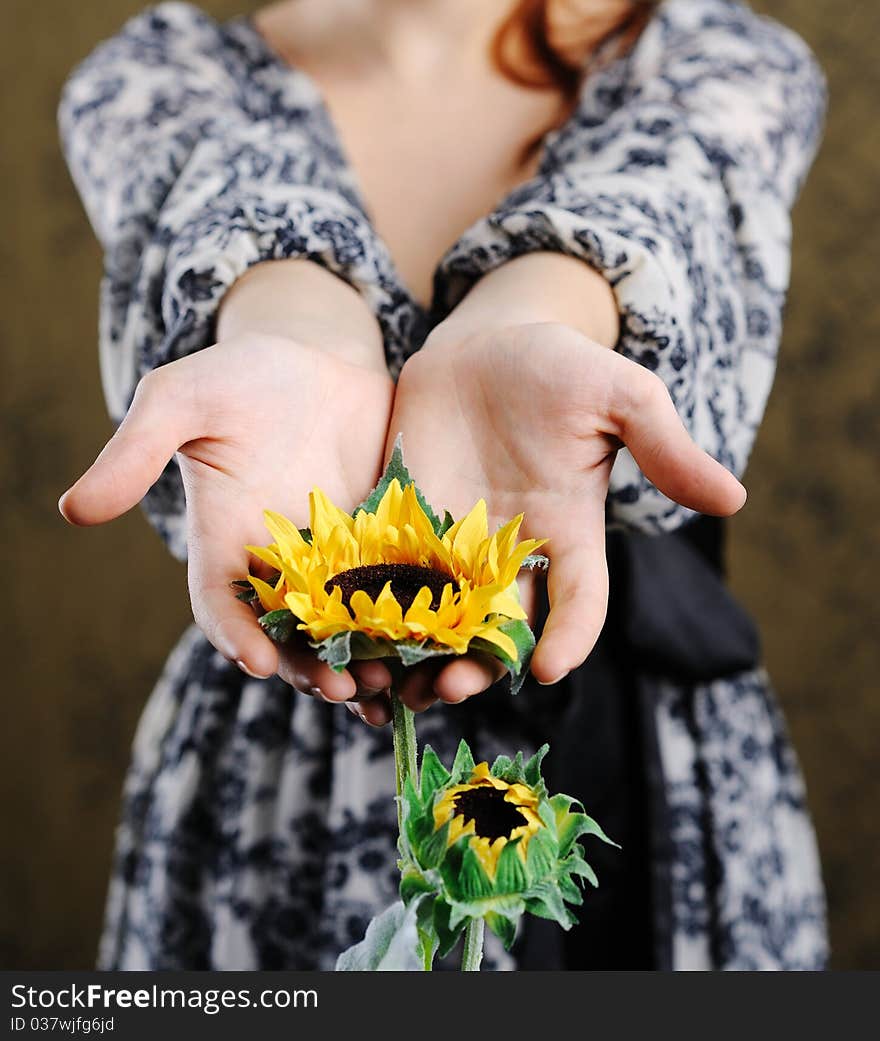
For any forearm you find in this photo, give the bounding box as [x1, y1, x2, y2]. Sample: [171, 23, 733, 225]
[435, 253, 620, 347]
[218, 258, 386, 371]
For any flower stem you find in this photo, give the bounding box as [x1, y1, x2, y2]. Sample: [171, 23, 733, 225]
[461, 918, 485, 972]
[391, 688, 417, 833]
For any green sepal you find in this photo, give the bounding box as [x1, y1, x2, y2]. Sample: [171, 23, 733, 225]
[354, 435, 443, 534]
[525, 827, 558, 881]
[458, 845, 495, 902]
[446, 894, 525, 932]
[231, 579, 260, 604]
[551, 794, 619, 857]
[433, 899, 467, 959]
[564, 852, 599, 889]
[310, 629, 352, 673]
[417, 820, 452, 871]
[450, 739, 476, 781]
[399, 867, 440, 906]
[400, 774, 423, 826]
[494, 838, 528, 895]
[419, 745, 451, 802]
[396, 641, 451, 667]
[258, 608, 298, 643]
[523, 744, 550, 788]
[485, 911, 519, 951]
[414, 894, 440, 970]
[557, 872, 585, 906]
[521, 553, 549, 570]
[438, 510, 455, 537]
[298, 527, 312, 545]
[523, 882, 578, 930]
[490, 750, 525, 785]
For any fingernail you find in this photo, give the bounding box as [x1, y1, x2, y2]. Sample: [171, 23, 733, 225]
[345, 702, 366, 721]
[57, 492, 70, 519]
[307, 686, 326, 701]
[236, 659, 264, 679]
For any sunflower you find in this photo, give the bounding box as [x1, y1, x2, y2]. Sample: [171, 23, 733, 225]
[238, 440, 546, 684]
[433, 762, 544, 880]
[399, 740, 617, 955]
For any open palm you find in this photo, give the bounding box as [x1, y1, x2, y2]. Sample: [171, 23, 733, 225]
[60, 333, 394, 699]
[388, 321, 746, 695]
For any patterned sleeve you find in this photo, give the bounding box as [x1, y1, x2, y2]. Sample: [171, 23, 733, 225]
[58, 3, 400, 558]
[438, 0, 827, 533]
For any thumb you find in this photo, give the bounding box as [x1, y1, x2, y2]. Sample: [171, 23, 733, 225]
[613, 365, 747, 517]
[59, 367, 199, 526]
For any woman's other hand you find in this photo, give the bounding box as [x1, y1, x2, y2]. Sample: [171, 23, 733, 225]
[59, 261, 397, 714]
[384, 254, 746, 713]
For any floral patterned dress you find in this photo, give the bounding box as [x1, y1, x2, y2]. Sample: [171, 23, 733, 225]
[59, 0, 829, 969]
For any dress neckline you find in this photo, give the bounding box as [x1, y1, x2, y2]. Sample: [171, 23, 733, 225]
[232, 14, 580, 320]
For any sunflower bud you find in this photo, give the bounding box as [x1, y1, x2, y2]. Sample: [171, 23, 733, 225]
[399, 739, 617, 956]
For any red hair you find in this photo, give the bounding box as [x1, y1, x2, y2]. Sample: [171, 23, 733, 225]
[493, 0, 658, 101]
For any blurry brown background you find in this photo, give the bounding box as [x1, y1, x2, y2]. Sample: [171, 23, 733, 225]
[1, 1, 877, 969]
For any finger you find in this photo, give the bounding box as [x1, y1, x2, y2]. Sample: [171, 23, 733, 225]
[347, 697, 393, 727]
[397, 661, 445, 710]
[276, 643, 357, 701]
[433, 654, 507, 703]
[349, 660, 393, 694]
[612, 364, 747, 516]
[59, 367, 199, 526]
[181, 472, 282, 681]
[531, 513, 609, 685]
[397, 682, 438, 714]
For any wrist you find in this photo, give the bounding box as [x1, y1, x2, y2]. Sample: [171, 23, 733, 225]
[438, 252, 620, 349]
[217, 258, 387, 371]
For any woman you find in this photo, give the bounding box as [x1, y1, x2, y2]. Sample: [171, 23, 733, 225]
[58, 0, 828, 969]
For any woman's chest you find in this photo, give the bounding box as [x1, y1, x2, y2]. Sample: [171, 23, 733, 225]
[299, 73, 563, 307]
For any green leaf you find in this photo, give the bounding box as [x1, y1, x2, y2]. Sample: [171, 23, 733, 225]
[258, 608, 297, 643]
[310, 630, 353, 673]
[298, 527, 313, 545]
[523, 744, 550, 787]
[494, 839, 527, 895]
[354, 435, 442, 533]
[419, 746, 451, 802]
[451, 739, 476, 781]
[335, 899, 425, 971]
[485, 911, 518, 951]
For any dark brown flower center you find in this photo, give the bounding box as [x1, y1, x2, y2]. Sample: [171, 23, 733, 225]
[325, 563, 456, 614]
[452, 785, 529, 841]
